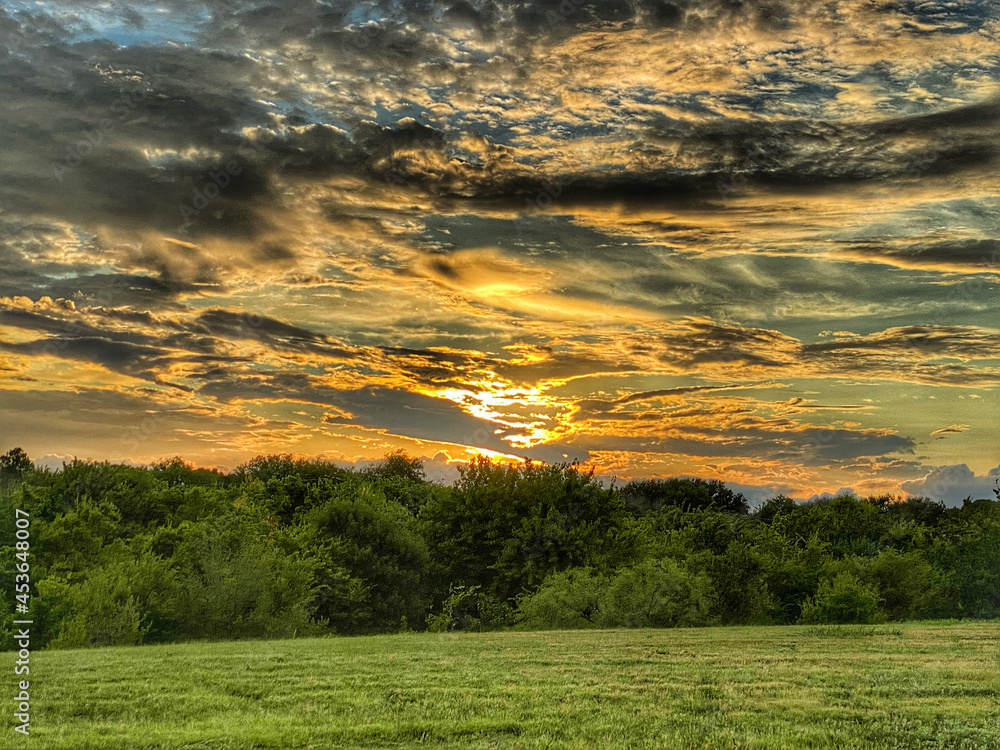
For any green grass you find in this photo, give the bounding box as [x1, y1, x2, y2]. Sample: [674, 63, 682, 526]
[3, 621, 998, 749]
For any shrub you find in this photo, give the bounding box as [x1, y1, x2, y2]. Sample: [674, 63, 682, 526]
[173, 512, 317, 640]
[303, 478, 431, 634]
[755, 495, 797, 524]
[418, 458, 632, 603]
[426, 585, 482, 632]
[41, 575, 144, 649]
[517, 568, 609, 630]
[599, 558, 715, 628]
[37, 547, 179, 649]
[800, 572, 884, 624]
[621, 478, 748, 515]
[854, 549, 944, 621]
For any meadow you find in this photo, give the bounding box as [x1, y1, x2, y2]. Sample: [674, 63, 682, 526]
[4, 621, 998, 749]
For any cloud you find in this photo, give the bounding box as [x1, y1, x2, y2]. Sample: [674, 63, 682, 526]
[931, 424, 969, 436]
[901, 464, 1000, 506]
[1, 287, 988, 481]
[1, 0, 997, 493]
[573, 383, 764, 419]
[838, 239, 1000, 275]
[0, 387, 269, 464]
[565, 424, 915, 463]
[191, 309, 357, 360]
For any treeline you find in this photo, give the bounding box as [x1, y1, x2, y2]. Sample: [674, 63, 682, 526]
[0, 447, 998, 649]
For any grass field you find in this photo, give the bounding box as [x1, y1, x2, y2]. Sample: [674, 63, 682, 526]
[3, 621, 998, 749]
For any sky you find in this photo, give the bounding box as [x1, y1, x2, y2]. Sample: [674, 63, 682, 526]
[0, 0, 998, 504]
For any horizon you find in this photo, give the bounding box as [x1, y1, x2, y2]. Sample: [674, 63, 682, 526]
[1, 1, 999, 507]
[10, 447, 999, 508]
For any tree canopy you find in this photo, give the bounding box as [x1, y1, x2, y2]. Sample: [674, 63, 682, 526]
[1, 447, 997, 650]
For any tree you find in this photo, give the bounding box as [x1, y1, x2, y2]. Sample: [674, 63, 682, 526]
[701, 542, 777, 625]
[774, 495, 890, 558]
[0, 448, 31, 482]
[830, 549, 944, 621]
[36, 543, 180, 648]
[755, 495, 797, 524]
[230, 454, 348, 486]
[149, 457, 224, 487]
[887, 496, 946, 526]
[302, 478, 431, 633]
[171, 510, 317, 640]
[752, 529, 831, 624]
[419, 458, 633, 604]
[35, 499, 122, 578]
[928, 523, 1000, 620]
[363, 452, 436, 516]
[364, 450, 426, 484]
[621, 478, 749, 515]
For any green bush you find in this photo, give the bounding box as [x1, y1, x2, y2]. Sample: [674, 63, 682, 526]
[599, 558, 715, 628]
[35, 500, 121, 577]
[41, 575, 144, 649]
[173, 511, 317, 640]
[426, 585, 515, 632]
[426, 585, 481, 632]
[800, 572, 884, 624]
[303, 478, 431, 634]
[831, 549, 945, 621]
[418, 458, 633, 603]
[37, 547, 179, 649]
[517, 568, 609, 630]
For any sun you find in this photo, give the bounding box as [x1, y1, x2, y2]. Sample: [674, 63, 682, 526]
[420, 382, 566, 450]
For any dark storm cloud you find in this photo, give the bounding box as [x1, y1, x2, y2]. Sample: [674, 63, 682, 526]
[650, 320, 1000, 385]
[0, 306, 110, 339]
[804, 326, 1000, 361]
[377, 0, 977, 38]
[842, 238, 1000, 274]
[490, 318, 1000, 389]
[354, 97, 999, 210]
[0, 330, 247, 383]
[0, 298, 490, 392]
[658, 321, 800, 369]
[3, 0, 996, 271]
[0, 239, 208, 308]
[0, 301, 246, 382]
[380, 346, 489, 389]
[60, 0, 776, 46]
[573, 384, 757, 418]
[566, 423, 915, 462]
[64, 0, 987, 41]
[320, 96, 1000, 206]
[191, 309, 358, 360]
[0, 336, 176, 382]
[639, 98, 1000, 190]
[188, 311, 490, 383]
